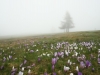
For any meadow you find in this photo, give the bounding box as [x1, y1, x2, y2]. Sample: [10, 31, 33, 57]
[0, 31, 100, 75]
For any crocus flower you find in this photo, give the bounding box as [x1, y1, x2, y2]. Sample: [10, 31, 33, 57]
[54, 52, 58, 57]
[98, 49, 100, 53]
[9, 55, 12, 59]
[75, 66, 79, 71]
[22, 67, 24, 71]
[36, 49, 39, 52]
[43, 53, 46, 56]
[28, 69, 31, 75]
[64, 66, 70, 72]
[67, 59, 70, 64]
[85, 60, 91, 68]
[70, 73, 74, 75]
[65, 50, 69, 56]
[80, 61, 85, 68]
[98, 58, 100, 64]
[78, 71, 82, 75]
[3, 57, 6, 62]
[52, 58, 56, 65]
[11, 66, 17, 74]
[47, 54, 50, 57]
[18, 71, 23, 75]
[58, 52, 61, 56]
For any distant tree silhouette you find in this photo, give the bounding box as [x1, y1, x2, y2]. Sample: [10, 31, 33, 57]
[59, 12, 74, 32]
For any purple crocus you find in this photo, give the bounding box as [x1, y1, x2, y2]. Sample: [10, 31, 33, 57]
[78, 71, 82, 75]
[52, 58, 56, 65]
[80, 61, 85, 68]
[58, 52, 61, 57]
[85, 60, 91, 68]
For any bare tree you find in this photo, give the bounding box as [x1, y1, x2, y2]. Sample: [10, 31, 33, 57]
[59, 12, 74, 32]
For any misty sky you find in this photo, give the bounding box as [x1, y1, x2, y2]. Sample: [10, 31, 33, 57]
[0, 0, 100, 37]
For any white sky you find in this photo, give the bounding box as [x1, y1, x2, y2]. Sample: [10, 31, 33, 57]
[0, 0, 100, 37]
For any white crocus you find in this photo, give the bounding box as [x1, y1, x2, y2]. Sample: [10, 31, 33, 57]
[36, 49, 39, 52]
[75, 52, 78, 56]
[28, 69, 31, 74]
[98, 49, 100, 53]
[68, 59, 70, 64]
[64, 66, 70, 71]
[43, 53, 46, 56]
[70, 62, 72, 65]
[47, 54, 50, 57]
[70, 73, 74, 75]
[18, 71, 23, 75]
[22, 67, 24, 71]
[12, 66, 14, 70]
[65, 50, 69, 56]
[75, 66, 79, 71]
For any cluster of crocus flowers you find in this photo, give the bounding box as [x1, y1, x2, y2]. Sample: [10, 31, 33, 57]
[1, 39, 100, 75]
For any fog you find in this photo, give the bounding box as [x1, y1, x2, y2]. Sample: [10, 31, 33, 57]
[0, 0, 100, 37]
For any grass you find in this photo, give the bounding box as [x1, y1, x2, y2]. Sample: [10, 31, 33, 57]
[0, 30, 100, 75]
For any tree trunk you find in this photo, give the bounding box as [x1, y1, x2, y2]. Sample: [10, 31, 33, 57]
[65, 28, 69, 32]
[68, 28, 69, 32]
[66, 28, 67, 32]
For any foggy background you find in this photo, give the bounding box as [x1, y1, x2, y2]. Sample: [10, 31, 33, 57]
[0, 0, 100, 37]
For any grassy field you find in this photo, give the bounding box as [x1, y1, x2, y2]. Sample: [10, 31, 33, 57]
[0, 30, 100, 75]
